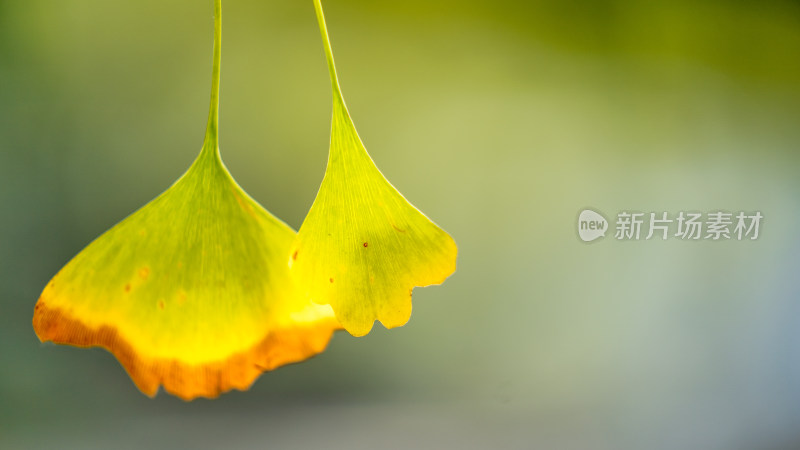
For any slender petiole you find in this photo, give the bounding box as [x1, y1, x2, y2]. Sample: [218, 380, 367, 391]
[202, 0, 223, 159]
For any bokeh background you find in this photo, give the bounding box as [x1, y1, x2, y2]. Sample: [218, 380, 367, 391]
[2, 0, 800, 448]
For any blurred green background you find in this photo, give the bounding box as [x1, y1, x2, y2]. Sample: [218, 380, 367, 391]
[2, 0, 800, 448]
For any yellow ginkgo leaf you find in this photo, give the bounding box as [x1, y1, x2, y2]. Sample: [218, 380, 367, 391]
[289, 0, 458, 337]
[32, 0, 340, 400]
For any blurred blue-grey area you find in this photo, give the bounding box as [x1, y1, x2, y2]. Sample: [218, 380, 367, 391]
[2, 0, 800, 448]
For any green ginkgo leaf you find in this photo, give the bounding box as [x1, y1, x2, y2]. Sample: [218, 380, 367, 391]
[32, 0, 340, 400]
[289, 0, 458, 337]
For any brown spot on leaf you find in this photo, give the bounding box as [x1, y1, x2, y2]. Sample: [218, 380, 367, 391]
[363, 242, 368, 248]
[292, 251, 298, 261]
[124, 284, 131, 293]
[329, 278, 334, 283]
[139, 267, 150, 280]
[231, 187, 257, 219]
[158, 300, 165, 310]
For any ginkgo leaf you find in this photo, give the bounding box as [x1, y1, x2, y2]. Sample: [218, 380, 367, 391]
[289, 0, 457, 337]
[32, 0, 340, 400]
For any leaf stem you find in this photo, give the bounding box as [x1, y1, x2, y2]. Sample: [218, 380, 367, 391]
[202, 0, 222, 159]
[313, 0, 345, 106]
